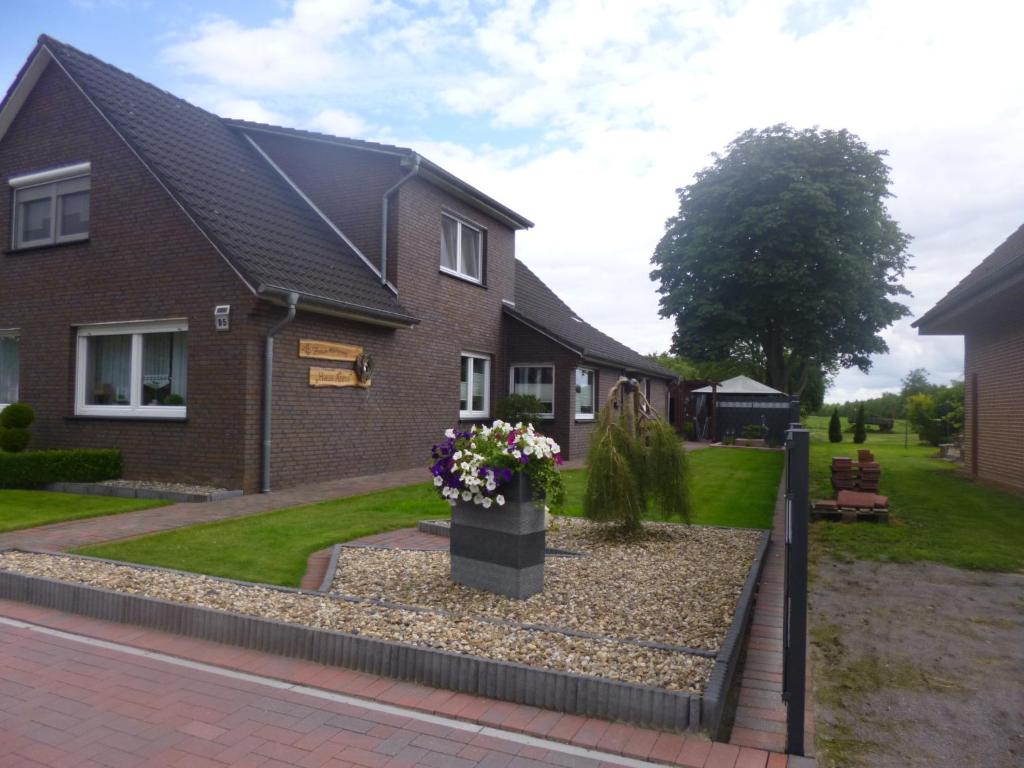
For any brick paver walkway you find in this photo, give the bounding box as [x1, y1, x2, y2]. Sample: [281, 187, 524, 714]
[0, 599, 816, 767]
[0, 467, 428, 552]
[729, 481, 815, 760]
[0, 615, 643, 767]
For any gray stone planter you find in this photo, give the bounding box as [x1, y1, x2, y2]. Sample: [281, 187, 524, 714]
[450, 473, 545, 599]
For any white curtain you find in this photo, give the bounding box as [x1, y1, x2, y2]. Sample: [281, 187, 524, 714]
[88, 335, 131, 404]
[0, 336, 18, 404]
[441, 217, 458, 271]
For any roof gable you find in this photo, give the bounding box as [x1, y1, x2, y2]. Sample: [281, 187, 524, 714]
[915, 223, 1024, 332]
[692, 375, 786, 395]
[509, 260, 675, 378]
[2, 36, 416, 326]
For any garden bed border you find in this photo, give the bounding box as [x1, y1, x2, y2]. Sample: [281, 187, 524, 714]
[0, 522, 770, 735]
[43, 482, 243, 503]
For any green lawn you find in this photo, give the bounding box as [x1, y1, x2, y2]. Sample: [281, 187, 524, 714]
[0, 490, 169, 534]
[806, 414, 1024, 572]
[77, 445, 783, 587]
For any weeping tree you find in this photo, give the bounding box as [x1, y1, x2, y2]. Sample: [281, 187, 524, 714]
[583, 377, 690, 533]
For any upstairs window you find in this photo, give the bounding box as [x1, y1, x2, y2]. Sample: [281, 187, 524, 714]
[510, 365, 554, 419]
[459, 352, 490, 418]
[10, 163, 91, 249]
[441, 213, 482, 283]
[75, 320, 187, 418]
[0, 331, 19, 408]
[575, 368, 595, 420]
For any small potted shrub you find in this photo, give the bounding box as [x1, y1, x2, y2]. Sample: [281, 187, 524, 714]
[431, 421, 564, 598]
[0, 403, 35, 453]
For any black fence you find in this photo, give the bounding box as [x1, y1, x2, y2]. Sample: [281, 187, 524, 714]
[783, 425, 810, 755]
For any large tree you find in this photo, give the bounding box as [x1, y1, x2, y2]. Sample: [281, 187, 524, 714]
[651, 124, 911, 393]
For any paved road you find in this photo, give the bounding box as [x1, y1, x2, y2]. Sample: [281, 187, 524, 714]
[0, 616, 651, 768]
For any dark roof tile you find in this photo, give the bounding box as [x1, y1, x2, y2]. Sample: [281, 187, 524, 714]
[39, 35, 417, 324]
[511, 260, 675, 378]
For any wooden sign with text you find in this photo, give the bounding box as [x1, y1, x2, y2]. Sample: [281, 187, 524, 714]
[308, 367, 370, 388]
[299, 339, 363, 362]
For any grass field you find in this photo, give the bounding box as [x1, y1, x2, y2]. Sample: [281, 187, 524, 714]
[78, 445, 783, 586]
[0, 490, 168, 534]
[806, 414, 1024, 572]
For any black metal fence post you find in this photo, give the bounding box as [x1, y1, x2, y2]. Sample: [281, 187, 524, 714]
[783, 427, 810, 756]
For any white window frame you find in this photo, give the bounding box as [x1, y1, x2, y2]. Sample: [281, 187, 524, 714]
[75, 319, 188, 419]
[0, 329, 19, 409]
[440, 213, 483, 284]
[509, 364, 555, 420]
[459, 351, 491, 419]
[575, 367, 596, 421]
[10, 162, 91, 250]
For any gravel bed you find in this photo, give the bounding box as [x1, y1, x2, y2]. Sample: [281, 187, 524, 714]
[99, 479, 232, 494]
[336, 518, 761, 652]
[0, 550, 714, 692]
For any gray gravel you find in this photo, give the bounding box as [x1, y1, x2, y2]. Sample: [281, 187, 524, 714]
[99, 479, 231, 494]
[336, 518, 762, 651]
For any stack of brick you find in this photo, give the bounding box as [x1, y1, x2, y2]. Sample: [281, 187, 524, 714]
[858, 461, 881, 493]
[830, 457, 858, 493]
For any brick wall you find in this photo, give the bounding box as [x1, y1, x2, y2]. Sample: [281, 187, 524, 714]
[249, 135, 520, 489]
[964, 312, 1024, 493]
[0, 61, 259, 490]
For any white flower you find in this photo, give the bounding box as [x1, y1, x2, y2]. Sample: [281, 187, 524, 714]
[486, 480, 496, 492]
[496, 495, 505, 506]
[473, 495, 484, 505]
[512, 450, 522, 459]
[448, 499, 457, 506]
[452, 450, 462, 461]
[445, 428, 456, 439]
[462, 491, 472, 501]
[433, 476, 443, 487]
[523, 445, 533, 456]
[482, 497, 493, 509]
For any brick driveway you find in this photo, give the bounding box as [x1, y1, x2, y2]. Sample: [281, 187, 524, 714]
[0, 616, 650, 768]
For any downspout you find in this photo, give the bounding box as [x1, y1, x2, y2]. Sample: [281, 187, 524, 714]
[262, 292, 299, 493]
[380, 155, 421, 285]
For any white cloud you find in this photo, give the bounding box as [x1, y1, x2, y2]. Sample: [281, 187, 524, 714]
[214, 98, 291, 125]
[309, 108, 367, 137]
[163, 0, 1024, 399]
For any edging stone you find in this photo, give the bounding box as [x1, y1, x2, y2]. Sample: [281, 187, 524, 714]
[43, 482, 243, 503]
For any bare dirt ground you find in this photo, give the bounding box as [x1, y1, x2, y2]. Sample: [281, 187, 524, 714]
[810, 558, 1024, 768]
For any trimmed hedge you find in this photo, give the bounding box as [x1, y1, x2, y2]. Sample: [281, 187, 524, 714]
[0, 449, 122, 488]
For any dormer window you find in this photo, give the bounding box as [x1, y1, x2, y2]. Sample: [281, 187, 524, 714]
[10, 162, 91, 249]
[440, 213, 483, 283]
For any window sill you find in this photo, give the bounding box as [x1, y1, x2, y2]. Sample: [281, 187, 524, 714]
[6, 238, 91, 255]
[66, 414, 188, 423]
[440, 268, 486, 288]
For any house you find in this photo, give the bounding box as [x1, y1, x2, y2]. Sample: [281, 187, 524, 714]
[914, 224, 1024, 494]
[0, 35, 675, 493]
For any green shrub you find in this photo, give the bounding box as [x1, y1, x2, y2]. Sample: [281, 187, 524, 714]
[493, 393, 546, 426]
[741, 424, 763, 440]
[0, 449, 122, 488]
[853, 404, 867, 444]
[0, 428, 30, 453]
[0, 403, 35, 429]
[828, 408, 843, 443]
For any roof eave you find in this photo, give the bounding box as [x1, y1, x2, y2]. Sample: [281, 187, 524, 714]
[914, 262, 1024, 335]
[415, 157, 533, 230]
[259, 285, 419, 329]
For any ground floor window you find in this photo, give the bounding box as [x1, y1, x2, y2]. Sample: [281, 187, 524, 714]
[510, 365, 554, 418]
[0, 331, 19, 407]
[575, 367, 595, 419]
[460, 352, 490, 418]
[76, 320, 188, 418]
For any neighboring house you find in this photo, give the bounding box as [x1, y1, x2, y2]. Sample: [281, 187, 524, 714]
[0, 35, 674, 493]
[914, 224, 1024, 494]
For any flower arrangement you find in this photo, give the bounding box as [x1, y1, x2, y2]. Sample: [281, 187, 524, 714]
[430, 421, 565, 511]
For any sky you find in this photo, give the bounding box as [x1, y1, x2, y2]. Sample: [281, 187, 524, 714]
[4, 0, 1023, 402]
